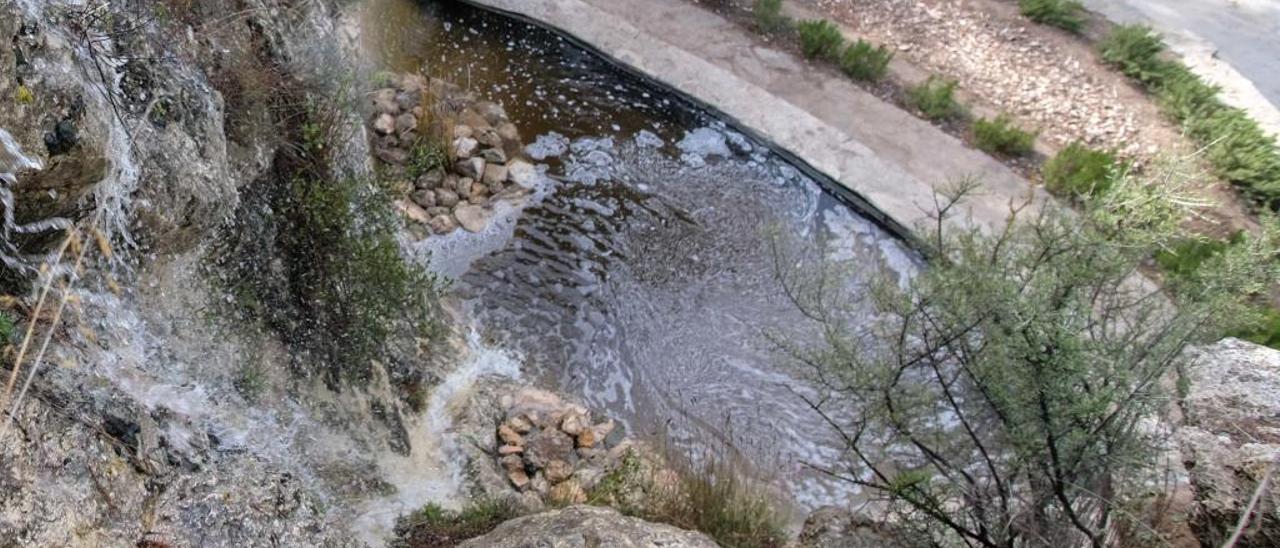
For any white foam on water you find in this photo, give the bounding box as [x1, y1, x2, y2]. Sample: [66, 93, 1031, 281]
[350, 327, 522, 546]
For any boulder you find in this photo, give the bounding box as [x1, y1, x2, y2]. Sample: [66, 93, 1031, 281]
[416, 167, 445, 189]
[481, 146, 508, 164]
[372, 113, 396, 135]
[544, 459, 573, 484]
[411, 189, 436, 209]
[457, 506, 717, 548]
[436, 189, 460, 208]
[372, 88, 399, 115]
[428, 214, 457, 235]
[456, 157, 486, 180]
[454, 136, 479, 159]
[394, 200, 430, 225]
[1178, 338, 1280, 547]
[482, 163, 509, 186]
[799, 507, 910, 548]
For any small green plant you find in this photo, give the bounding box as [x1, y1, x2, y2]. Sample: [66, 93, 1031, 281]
[1235, 307, 1280, 349]
[753, 0, 789, 33]
[973, 114, 1038, 157]
[796, 19, 844, 61]
[1042, 141, 1119, 198]
[839, 40, 894, 82]
[905, 76, 963, 121]
[14, 85, 33, 104]
[0, 311, 14, 344]
[407, 140, 450, 180]
[1155, 233, 1246, 282]
[393, 500, 516, 548]
[1019, 0, 1086, 33]
[1098, 25, 1166, 84]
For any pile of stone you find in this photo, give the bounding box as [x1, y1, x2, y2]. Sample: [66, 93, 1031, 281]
[493, 388, 623, 506]
[367, 74, 534, 236]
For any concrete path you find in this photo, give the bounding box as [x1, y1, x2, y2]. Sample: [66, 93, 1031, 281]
[1081, 0, 1280, 139]
[461, 0, 1046, 239]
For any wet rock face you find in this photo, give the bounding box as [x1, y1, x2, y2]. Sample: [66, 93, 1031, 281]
[1179, 338, 1280, 547]
[367, 73, 530, 236]
[457, 505, 718, 548]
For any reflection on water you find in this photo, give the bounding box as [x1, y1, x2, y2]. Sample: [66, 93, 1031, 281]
[367, 0, 919, 511]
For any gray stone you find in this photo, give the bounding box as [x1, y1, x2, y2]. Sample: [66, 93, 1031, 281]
[799, 507, 910, 548]
[524, 429, 575, 470]
[457, 506, 718, 548]
[455, 177, 475, 198]
[395, 200, 430, 225]
[436, 189, 460, 208]
[481, 146, 508, 164]
[453, 124, 475, 139]
[454, 136, 479, 159]
[395, 89, 421, 112]
[416, 167, 445, 189]
[394, 113, 418, 134]
[456, 157, 486, 179]
[411, 189, 436, 209]
[482, 164, 509, 186]
[1178, 338, 1280, 547]
[375, 146, 408, 165]
[426, 206, 450, 218]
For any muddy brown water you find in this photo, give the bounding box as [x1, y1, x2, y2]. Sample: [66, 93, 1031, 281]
[366, 0, 920, 512]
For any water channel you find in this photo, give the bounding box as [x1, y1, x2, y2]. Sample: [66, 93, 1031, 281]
[365, 0, 920, 513]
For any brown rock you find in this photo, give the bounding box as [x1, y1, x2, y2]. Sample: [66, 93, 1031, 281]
[453, 124, 475, 139]
[461, 109, 492, 131]
[456, 157, 486, 179]
[375, 146, 408, 165]
[477, 128, 504, 150]
[428, 214, 457, 235]
[499, 444, 524, 455]
[499, 454, 524, 473]
[544, 459, 574, 484]
[416, 167, 445, 189]
[395, 89, 422, 112]
[455, 177, 474, 199]
[395, 113, 418, 134]
[530, 471, 551, 497]
[548, 479, 587, 505]
[508, 415, 534, 434]
[395, 200, 431, 225]
[498, 424, 524, 447]
[508, 469, 530, 489]
[577, 429, 597, 449]
[372, 89, 399, 115]
[560, 413, 588, 436]
[454, 204, 493, 233]
[496, 121, 521, 144]
[591, 419, 617, 444]
[483, 164, 509, 186]
[426, 206, 450, 217]
[573, 466, 606, 492]
[481, 147, 508, 165]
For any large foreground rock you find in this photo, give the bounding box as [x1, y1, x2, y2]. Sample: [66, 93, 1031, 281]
[1179, 338, 1280, 547]
[458, 505, 717, 548]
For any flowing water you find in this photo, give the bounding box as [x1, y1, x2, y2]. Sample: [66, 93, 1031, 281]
[366, 0, 920, 512]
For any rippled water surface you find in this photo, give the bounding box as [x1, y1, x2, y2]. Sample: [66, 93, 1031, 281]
[367, 0, 919, 510]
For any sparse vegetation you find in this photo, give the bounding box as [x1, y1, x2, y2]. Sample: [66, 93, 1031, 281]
[796, 19, 844, 61]
[1042, 141, 1120, 198]
[838, 40, 894, 82]
[905, 76, 963, 121]
[1099, 24, 1280, 208]
[973, 114, 1037, 157]
[14, 85, 33, 104]
[393, 500, 517, 548]
[773, 172, 1280, 547]
[1019, 0, 1086, 34]
[588, 449, 786, 548]
[0, 311, 14, 344]
[753, 0, 789, 33]
[1156, 233, 1280, 350]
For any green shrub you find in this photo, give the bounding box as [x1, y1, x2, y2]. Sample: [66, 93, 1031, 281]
[839, 39, 894, 82]
[1156, 233, 1280, 350]
[905, 76, 963, 121]
[0, 311, 13, 344]
[753, 0, 789, 33]
[1042, 142, 1120, 198]
[797, 19, 844, 61]
[1098, 25, 1166, 84]
[973, 114, 1038, 157]
[1234, 307, 1280, 349]
[1019, 0, 1086, 33]
[393, 500, 516, 548]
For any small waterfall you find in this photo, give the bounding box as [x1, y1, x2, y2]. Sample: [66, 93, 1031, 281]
[351, 327, 523, 546]
[0, 127, 68, 273]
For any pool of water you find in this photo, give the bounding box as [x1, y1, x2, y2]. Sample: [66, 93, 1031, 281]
[365, 0, 919, 512]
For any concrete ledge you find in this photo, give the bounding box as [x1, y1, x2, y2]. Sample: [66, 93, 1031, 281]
[459, 0, 1048, 242]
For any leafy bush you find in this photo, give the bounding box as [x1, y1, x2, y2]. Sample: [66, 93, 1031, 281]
[1099, 24, 1280, 208]
[797, 19, 844, 61]
[1043, 142, 1120, 198]
[1098, 25, 1166, 84]
[1156, 232, 1280, 350]
[973, 114, 1038, 157]
[906, 76, 963, 121]
[393, 500, 516, 548]
[1155, 233, 1245, 281]
[839, 39, 894, 82]
[1019, 0, 1086, 33]
[753, 0, 789, 33]
[1234, 307, 1280, 349]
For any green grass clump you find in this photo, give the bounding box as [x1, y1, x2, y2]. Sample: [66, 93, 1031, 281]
[14, 85, 34, 104]
[839, 39, 894, 82]
[797, 19, 844, 61]
[393, 500, 516, 548]
[1098, 25, 1166, 84]
[1098, 24, 1280, 208]
[1019, 0, 1086, 33]
[753, 0, 790, 33]
[1234, 308, 1280, 349]
[1042, 142, 1119, 198]
[0, 311, 14, 344]
[906, 76, 963, 121]
[407, 140, 450, 180]
[973, 114, 1038, 157]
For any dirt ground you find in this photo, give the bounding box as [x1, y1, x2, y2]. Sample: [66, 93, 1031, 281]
[694, 0, 1258, 236]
